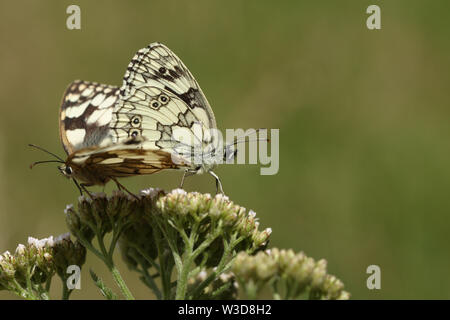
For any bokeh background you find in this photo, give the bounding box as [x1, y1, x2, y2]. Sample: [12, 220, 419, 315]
[1, 0, 450, 299]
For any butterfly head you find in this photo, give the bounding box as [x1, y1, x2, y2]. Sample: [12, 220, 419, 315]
[58, 164, 74, 178]
[28, 144, 81, 182]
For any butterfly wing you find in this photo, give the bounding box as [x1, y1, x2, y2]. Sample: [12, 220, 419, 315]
[64, 43, 219, 188]
[110, 43, 219, 169]
[68, 139, 191, 179]
[119, 42, 216, 129]
[60, 80, 120, 154]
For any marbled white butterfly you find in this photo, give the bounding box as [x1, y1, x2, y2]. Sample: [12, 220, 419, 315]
[31, 43, 239, 196]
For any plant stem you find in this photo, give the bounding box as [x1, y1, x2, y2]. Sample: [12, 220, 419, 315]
[110, 265, 134, 300]
[128, 250, 162, 299]
[152, 224, 172, 299]
[175, 254, 193, 300]
[174, 225, 195, 300]
[62, 283, 70, 300]
[12, 279, 36, 300]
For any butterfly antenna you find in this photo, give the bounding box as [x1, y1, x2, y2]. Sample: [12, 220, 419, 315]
[30, 160, 64, 169]
[229, 129, 271, 146]
[28, 144, 65, 162]
[222, 129, 270, 161]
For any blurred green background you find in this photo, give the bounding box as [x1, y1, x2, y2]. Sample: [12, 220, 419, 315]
[1, 0, 450, 299]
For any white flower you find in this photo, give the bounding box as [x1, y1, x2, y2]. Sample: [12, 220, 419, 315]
[54, 233, 70, 244]
[215, 193, 229, 202]
[140, 188, 156, 196]
[27, 237, 38, 246]
[64, 204, 74, 214]
[43, 252, 52, 261]
[171, 188, 187, 195]
[2, 251, 12, 260]
[219, 272, 234, 282]
[28, 236, 54, 248]
[15, 244, 26, 255]
[42, 236, 54, 247]
[198, 271, 207, 281]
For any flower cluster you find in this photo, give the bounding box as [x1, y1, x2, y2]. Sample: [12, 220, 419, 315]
[104, 188, 271, 299]
[52, 233, 86, 281]
[63, 188, 271, 299]
[232, 248, 350, 300]
[187, 269, 238, 300]
[0, 235, 86, 300]
[64, 191, 142, 243]
[1, 188, 349, 300]
[155, 190, 271, 248]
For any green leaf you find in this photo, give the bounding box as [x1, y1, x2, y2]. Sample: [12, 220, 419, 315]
[89, 269, 118, 300]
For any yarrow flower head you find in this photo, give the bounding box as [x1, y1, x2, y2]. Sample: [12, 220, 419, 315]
[1, 187, 349, 300]
[232, 248, 350, 300]
[0, 233, 86, 300]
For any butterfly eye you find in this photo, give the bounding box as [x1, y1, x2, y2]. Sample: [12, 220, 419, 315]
[159, 67, 167, 74]
[152, 101, 160, 108]
[159, 95, 168, 104]
[65, 166, 73, 175]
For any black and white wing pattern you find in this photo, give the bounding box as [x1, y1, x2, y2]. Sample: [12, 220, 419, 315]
[60, 80, 120, 154]
[67, 136, 191, 179]
[111, 43, 218, 163]
[54, 43, 228, 193]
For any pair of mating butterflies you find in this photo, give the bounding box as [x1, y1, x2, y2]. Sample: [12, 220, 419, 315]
[32, 42, 239, 196]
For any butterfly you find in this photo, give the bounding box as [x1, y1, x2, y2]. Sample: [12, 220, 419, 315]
[31, 42, 241, 196]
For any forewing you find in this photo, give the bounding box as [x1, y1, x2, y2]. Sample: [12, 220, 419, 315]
[60, 80, 120, 154]
[111, 43, 218, 164]
[118, 42, 216, 128]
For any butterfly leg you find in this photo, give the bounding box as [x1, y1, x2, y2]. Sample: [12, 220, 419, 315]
[179, 169, 197, 189]
[72, 179, 84, 196]
[209, 171, 224, 195]
[80, 182, 95, 199]
[111, 177, 139, 200]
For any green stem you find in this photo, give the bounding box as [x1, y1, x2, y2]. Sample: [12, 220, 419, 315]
[35, 284, 50, 300]
[175, 251, 193, 300]
[45, 277, 52, 292]
[152, 222, 173, 299]
[140, 267, 162, 300]
[62, 282, 71, 300]
[133, 244, 161, 273]
[189, 235, 244, 299]
[211, 282, 232, 299]
[75, 223, 134, 300]
[128, 250, 162, 299]
[12, 279, 36, 300]
[110, 265, 134, 300]
[174, 221, 197, 300]
[93, 226, 134, 300]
